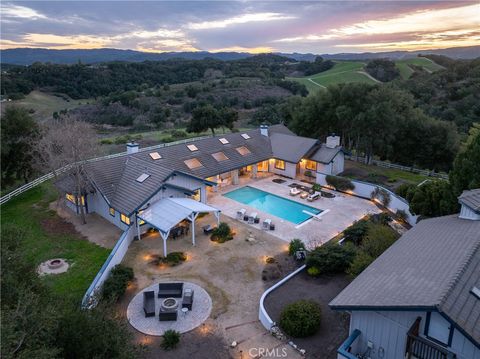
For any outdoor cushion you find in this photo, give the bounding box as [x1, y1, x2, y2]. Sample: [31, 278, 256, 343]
[143, 291, 155, 317]
[158, 282, 183, 298]
[159, 311, 178, 321]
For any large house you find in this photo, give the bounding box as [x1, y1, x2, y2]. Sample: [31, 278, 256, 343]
[56, 124, 344, 233]
[330, 189, 480, 359]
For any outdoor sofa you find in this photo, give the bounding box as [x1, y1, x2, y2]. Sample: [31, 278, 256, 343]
[159, 310, 178, 321]
[158, 282, 184, 298]
[143, 290, 155, 317]
[182, 288, 194, 311]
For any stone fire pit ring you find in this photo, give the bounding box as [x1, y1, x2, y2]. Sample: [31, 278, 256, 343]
[37, 258, 70, 275]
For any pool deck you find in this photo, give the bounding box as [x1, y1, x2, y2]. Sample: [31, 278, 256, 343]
[208, 175, 380, 248]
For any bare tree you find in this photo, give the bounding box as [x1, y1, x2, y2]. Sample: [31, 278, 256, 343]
[36, 115, 101, 224]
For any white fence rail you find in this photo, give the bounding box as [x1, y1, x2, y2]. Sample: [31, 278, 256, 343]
[345, 155, 449, 180]
[0, 135, 211, 206]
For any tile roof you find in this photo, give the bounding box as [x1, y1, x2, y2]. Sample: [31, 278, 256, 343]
[308, 143, 342, 164]
[459, 189, 480, 212]
[270, 133, 319, 163]
[329, 214, 480, 345]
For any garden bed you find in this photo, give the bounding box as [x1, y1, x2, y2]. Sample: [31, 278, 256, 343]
[263, 270, 351, 359]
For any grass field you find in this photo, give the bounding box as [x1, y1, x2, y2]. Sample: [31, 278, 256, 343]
[396, 57, 444, 79]
[1, 90, 93, 121]
[287, 61, 378, 93]
[289, 57, 443, 93]
[1, 183, 110, 301]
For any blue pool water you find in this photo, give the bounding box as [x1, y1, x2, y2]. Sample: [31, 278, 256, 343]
[224, 186, 322, 225]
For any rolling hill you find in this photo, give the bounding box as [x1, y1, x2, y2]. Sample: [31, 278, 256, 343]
[289, 57, 444, 93]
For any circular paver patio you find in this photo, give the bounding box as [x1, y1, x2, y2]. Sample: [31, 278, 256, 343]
[127, 281, 212, 336]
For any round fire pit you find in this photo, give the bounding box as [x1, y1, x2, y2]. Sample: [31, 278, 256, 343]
[37, 258, 69, 276]
[161, 298, 179, 311]
[48, 259, 64, 269]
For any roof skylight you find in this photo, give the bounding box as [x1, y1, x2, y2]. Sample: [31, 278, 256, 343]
[471, 286, 480, 300]
[236, 146, 251, 156]
[187, 144, 198, 152]
[136, 173, 150, 183]
[241, 133, 251, 139]
[184, 158, 203, 169]
[219, 137, 229, 144]
[212, 151, 229, 162]
[149, 152, 162, 160]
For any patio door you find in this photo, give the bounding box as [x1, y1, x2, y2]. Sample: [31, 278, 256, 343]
[257, 161, 268, 172]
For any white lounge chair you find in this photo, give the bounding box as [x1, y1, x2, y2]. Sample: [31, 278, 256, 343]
[290, 187, 301, 196]
[307, 192, 320, 202]
[237, 208, 246, 220]
[262, 218, 272, 230]
[248, 212, 258, 224]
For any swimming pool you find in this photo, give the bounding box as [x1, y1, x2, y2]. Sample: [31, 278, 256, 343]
[223, 186, 322, 225]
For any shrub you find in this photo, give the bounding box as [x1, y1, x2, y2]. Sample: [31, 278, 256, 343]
[361, 223, 398, 258]
[347, 251, 374, 277]
[279, 300, 321, 337]
[164, 252, 187, 266]
[306, 243, 355, 275]
[102, 265, 134, 301]
[312, 183, 322, 192]
[326, 175, 355, 191]
[211, 222, 233, 243]
[395, 209, 408, 223]
[371, 187, 391, 208]
[343, 219, 369, 245]
[161, 329, 180, 350]
[307, 266, 320, 277]
[288, 239, 305, 256]
[395, 183, 415, 198]
[370, 212, 391, 225]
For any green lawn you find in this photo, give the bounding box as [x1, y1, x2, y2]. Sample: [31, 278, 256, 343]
[396, 57, 444, 79]
[1, 182, 110, 301]
[287, 61, 377, 94]
[1, 90, 93, 121]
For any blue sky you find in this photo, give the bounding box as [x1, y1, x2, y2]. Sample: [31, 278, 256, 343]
[1, 1, 479, 53]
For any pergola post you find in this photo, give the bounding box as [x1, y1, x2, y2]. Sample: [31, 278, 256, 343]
[160, 230, 170, 257]
[136, 216, 141, 241]
[214, 211, 220, 225]
[189, 212, 199, 246]
[252, 164, 258, 179]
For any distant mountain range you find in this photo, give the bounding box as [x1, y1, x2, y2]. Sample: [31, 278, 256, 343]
[1, 46, 479, 65]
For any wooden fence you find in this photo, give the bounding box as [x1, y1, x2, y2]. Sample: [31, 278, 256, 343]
[0, 135, 210, 206]
[345, 155, 449, 180]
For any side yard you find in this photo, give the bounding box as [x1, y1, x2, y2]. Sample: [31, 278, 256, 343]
[1, 182, 110, 301]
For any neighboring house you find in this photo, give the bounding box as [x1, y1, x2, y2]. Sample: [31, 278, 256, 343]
[55, 124, 344, 231]
[330, 189, 480, 359]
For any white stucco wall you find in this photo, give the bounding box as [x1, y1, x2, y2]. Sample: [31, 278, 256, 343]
[269, 160, 297, 178]
[332, 152, 345, 175]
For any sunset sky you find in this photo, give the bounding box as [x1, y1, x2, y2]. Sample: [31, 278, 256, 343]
[1, 1, 479, 54]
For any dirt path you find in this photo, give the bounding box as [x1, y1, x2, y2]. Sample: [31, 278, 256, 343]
[307, 78, 326, 89]
[356, 71, 381, 83]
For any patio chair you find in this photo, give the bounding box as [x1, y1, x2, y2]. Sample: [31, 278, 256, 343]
[158, 283, 183, 298]
[203, 224, 216, 235]
[143, 290, 155, 318]
[290, 187, 301, 196]
[248, 212, 258, 224]
[236, 208, 246, 220]
[262, 219, 271, 230]
[307, 192, 320, 202]
[182, 288, 194, 311]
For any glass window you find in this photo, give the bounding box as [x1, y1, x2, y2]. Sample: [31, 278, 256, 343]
[78, 196, 85, 206]
[109, 207, 115, 216]
[241, 133, 251, 139]
[305, 160, 317, 171]
[66, 193, 75, 203]
[236, 146, 251, 156]
[184, 158, 203, 169]
[121, 213, 130, 225]
[137, 210, 145, 225]
[136, 173, 150, 183]
[219, 138, 229, 144]
[191, 189, 201, 202]
[187, 144, 198, 152]
[275, 159, 285, 170]
[212, 151, 229, 162]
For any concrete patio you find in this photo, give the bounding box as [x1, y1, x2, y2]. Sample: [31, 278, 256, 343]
[208, 175, 380, 248]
